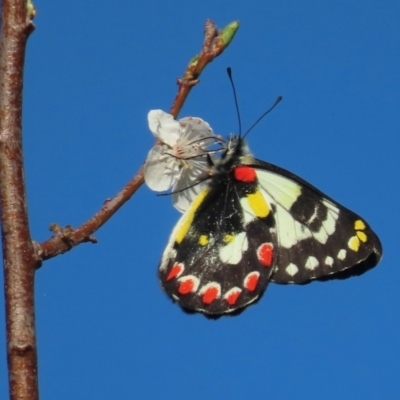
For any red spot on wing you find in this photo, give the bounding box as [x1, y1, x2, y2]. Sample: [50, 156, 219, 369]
[178, 279, 194, 294]
[166, 264, 183, 281]
[225, 289, 241, 306]
[202, 286, 219, 304]
[258, 243, 273, 267]
[233, 166, 256, 182]
[244, 272, 260, 292]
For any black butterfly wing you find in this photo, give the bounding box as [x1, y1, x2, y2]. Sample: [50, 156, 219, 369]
[158, 152, 382, 317]
[159, 173, 277, 316]
[246, 158, 382, 284]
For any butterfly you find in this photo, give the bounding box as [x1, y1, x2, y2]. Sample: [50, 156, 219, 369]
[157, 125, 382, 318]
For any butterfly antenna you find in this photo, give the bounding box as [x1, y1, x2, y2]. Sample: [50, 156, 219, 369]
[227, 67, 242, 136]
[243, 95, 282, 139]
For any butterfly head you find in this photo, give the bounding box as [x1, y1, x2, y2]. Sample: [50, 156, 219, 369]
[209, 134, 253, 177]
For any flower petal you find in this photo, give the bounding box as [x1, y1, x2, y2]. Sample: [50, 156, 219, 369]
[172, 159, 210, 212]
[148, 110, 180, 146]
[144, 145, 180, 191]
[179, 117, 215, 147]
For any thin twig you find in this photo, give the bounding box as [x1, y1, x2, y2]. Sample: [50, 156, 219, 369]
[170, 20, 239, 118]
[39, 165, 145, 260]
[0, 1, 38, 399]
[38, 19, 239, 261]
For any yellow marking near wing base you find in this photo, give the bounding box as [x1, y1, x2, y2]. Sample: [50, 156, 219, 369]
[246, 190, 270, 218]
[176, 188, 210, 244]
[223, 234, 234, 243]
[198, 235, 209, 246]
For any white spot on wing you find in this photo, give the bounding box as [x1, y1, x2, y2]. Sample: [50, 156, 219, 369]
[286, 263, 299, 276]
[338, 249, 347, 260]
[305, 256, 319, 270]
[325, 256, 334, 266]
[219, 232, 249, 264]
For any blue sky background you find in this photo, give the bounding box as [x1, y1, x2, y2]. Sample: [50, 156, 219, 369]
[0, 1, 398, 399]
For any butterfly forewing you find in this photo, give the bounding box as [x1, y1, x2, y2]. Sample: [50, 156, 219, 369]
[249, 158, 382, 284]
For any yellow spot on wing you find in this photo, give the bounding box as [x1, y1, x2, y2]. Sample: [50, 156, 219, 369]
[198, 235, 209, 246]
[354, 220, 366, 231]
[175, 188, 210, 244]
[246, 191, 270, 218]
[357, 231, 368, 242]
[348, 236, 360, 251]
[223, 234, 234, 243]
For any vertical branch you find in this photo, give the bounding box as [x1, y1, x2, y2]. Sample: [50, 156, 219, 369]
[0, 1, 38, 399]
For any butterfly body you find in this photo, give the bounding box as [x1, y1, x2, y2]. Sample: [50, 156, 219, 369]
[159, 136, 382, 317]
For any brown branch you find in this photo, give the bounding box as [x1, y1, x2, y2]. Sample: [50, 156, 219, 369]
[38, 19, 239, 261]
[0, 1, 38, 399]
[170, 20, 239, 118]
[0, 9, 238, 399]
[39, 165, 145, 260]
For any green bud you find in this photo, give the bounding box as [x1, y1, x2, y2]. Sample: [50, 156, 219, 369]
[188, 55, 200, 69]
[218, 21, 239, 47]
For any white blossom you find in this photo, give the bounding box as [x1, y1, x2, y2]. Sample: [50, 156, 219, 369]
[145, 110, 220, 212]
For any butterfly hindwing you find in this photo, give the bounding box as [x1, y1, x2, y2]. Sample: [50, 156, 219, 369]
[159, 165, 277, 316]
